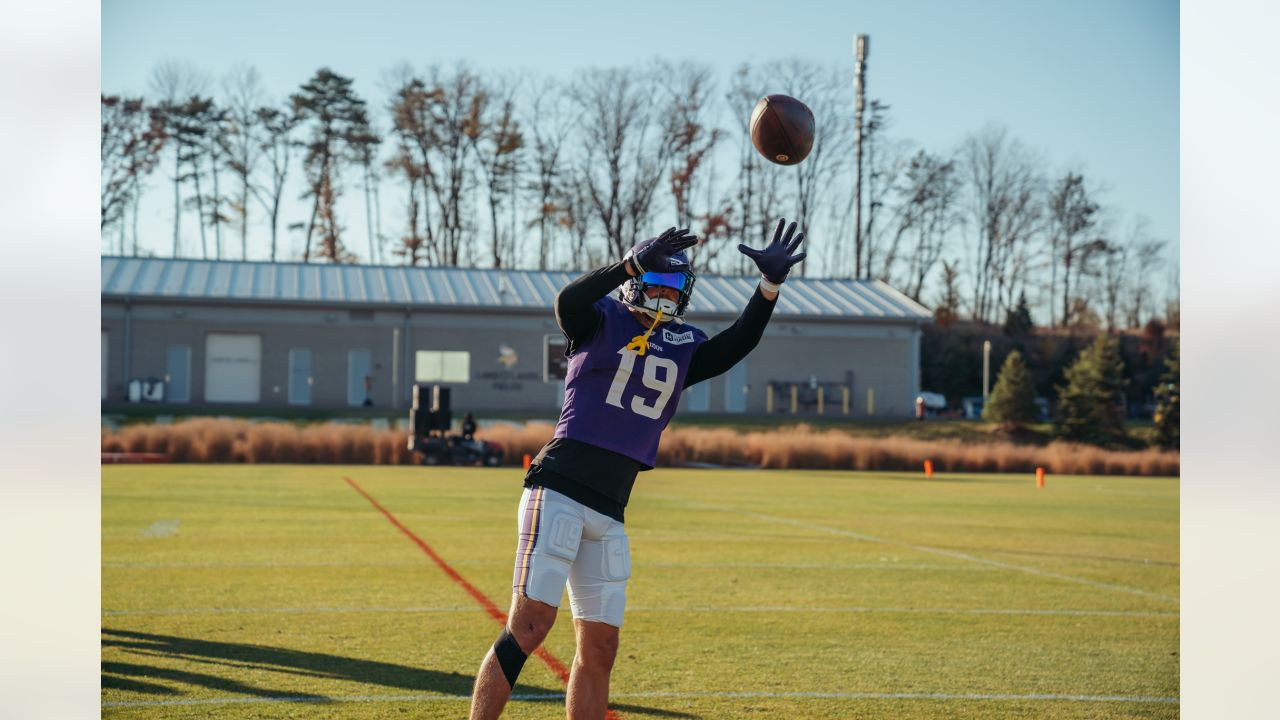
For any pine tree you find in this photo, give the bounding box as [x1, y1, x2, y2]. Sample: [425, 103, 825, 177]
[1153, 345, 1179, 450]
[292, 68, 369, 263]
[1055, 333, 1128, 446]
[1003, 291, 1034, 338]
[159, 96, 215, 258]
[100, 95, 167, 236]
[983, 349, 1038, 427]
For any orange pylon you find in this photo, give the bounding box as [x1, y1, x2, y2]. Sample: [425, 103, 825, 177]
[523, 454, 532, 470]
[924, 459, 934, 478]
[1036, 466, 1046, 488]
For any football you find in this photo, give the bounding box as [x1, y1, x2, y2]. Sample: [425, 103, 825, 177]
[749, 94, 816, 166]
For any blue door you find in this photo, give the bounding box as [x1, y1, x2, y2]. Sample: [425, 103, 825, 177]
[348, 349, 372, 406]
[165, 345, 190, 402]
[724, 359, 748, 413]
[289, 349, 312, 405]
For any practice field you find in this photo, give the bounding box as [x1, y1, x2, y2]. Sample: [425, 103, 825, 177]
[102, 466, 1179, 719]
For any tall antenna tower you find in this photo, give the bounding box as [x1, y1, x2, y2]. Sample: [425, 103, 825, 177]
[852, 34, 869, 279]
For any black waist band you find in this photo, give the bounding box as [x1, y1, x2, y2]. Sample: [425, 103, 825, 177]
[524, 466, 625, 523]
[524, 438, 644, 522]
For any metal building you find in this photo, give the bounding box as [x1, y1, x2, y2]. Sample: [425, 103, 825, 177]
[101, 256, 931, 417]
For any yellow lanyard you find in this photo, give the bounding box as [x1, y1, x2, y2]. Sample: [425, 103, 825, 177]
[623, 309, 665, 356]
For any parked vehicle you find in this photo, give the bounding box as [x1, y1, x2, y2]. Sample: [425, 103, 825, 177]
[409, 432, 504, 467]
[961, 396, 985, 419]
[407, 383, 505, 466]
[962, 396, 1050, 421]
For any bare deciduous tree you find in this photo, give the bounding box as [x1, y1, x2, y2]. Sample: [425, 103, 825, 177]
[862, 130, 913, 282]
[934, 259, 963, 328]
[653, 60, 724, 268]
[252, 104, 299, 262]
[222, 65, 263, 259]
[471, 78, 524, 268]
[385, 68, 441, 265]
[114, 60, 1174, 327]
[723, 63, 783, 275]
[1100, 236, 1128, 331]
[962, 125, 1044, 323]
[149, 60, 209, 256]
[523, 79, 573, 270]
[769, 60, 855, 278]
[572, 67, 665, 260]
[1164, 259, 1180, 328]
[1049, 172, 1100, 326]
[555, 169, 596, 270]
[387, 64, 489, 267]
[885, 149, 962, 301]
[856, 99, 896, 278]
[199, 101, 232, 258]
[1122, 216, 1166, 328]
[348, 117, 383, 263]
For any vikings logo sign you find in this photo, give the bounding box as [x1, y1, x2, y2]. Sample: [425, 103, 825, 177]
[497, 344, 519, 368]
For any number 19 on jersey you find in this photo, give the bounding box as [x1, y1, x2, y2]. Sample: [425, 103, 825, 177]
[604, 349, 677, 420]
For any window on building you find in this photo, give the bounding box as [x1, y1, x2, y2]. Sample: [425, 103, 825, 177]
[348, 349, 373, 406]
[289, 349, 312, 406]
[415, 351, 470, 383]
[544, 334, 568, 382]
[165, 345, 191, 402]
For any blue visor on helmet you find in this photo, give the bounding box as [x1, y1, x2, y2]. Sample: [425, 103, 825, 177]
[640, 271, 690, 292]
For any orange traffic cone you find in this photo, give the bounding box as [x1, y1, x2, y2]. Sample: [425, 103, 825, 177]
[1036, 467, 1046, 488]
[924, 459, 934, 478]
[523, 453, 533, 471]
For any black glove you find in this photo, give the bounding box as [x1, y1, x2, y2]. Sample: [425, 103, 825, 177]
[738, 218, 807, 284]
[630, 227, 699, 274]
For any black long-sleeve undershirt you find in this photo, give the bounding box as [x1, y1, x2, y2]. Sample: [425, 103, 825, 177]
[539, 261, 778, 521]
[683, 290, 774, 387]
[554, 261, 778, 386]
[554, 261, 631, 354]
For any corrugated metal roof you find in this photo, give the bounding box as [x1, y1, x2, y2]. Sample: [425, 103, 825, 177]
[102, 256, 932, 322]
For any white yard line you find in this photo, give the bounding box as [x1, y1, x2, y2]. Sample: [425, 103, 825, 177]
[102, 605, 1177, 618]
[102, 606, 478, 616]
[644, 562, 993, 571]
[102, 689, 1179, 708]
[629, 606, 1178, 618]
[650, 495, 1177, 603]
[104, 560, 992, 571]
[103, 561, 446, 569]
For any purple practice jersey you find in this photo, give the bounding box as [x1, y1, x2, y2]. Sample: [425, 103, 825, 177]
[553, 297, 708, 467]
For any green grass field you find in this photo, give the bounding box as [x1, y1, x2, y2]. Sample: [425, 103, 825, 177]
[102, 466, 1178, 719]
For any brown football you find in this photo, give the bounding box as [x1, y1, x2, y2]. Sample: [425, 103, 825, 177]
[749, 94, 816, 166]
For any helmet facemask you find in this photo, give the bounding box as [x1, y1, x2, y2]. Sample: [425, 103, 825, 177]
[620, 248, 696, 321]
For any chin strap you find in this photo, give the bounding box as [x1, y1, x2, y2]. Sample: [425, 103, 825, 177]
[623, 308, 665, 356]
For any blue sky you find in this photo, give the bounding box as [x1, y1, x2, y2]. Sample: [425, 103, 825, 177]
[102, 0, 1178, 300]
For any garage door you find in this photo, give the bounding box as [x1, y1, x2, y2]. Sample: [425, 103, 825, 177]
[205, 333, 261, 402]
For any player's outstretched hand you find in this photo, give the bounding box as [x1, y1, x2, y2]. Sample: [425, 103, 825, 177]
[738, 218, 807, 283]
[631, 227, 698, 274]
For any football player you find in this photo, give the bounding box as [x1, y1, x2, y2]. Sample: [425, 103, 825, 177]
[468, 219, 807, 720]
